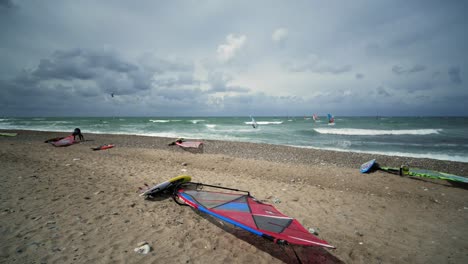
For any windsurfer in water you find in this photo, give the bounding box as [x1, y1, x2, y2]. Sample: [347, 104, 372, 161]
[73, 128, 84, 141]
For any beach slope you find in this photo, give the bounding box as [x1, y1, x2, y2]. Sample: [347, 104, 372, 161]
[1, 130, 467, 263]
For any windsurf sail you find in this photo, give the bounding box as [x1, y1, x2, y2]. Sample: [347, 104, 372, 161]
[250, 115, 258, 128]
[327, 114, 335, 125]
[44, 136, 65, 143]
[360, 159, 468, 183]
[168, 138, 203, 148]
[50, 135, 77, 147]
[176, 141, 203, 148]
[312, 114, 318, 122]
[174, 182, 334, 248]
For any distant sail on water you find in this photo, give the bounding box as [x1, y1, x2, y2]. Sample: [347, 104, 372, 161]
[327, 114, 335, 125]
[313, 114, 319, 121]
[250, 115, 258, 128]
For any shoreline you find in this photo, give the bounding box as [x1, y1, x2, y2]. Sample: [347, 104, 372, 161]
[1, 129, 468, 263]
[2, 129, 468, 176]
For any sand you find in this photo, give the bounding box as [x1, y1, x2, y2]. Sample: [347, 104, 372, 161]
[0, 129, 467, 264]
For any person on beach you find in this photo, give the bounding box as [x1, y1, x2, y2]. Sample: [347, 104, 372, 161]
[73, 128, 84, 141]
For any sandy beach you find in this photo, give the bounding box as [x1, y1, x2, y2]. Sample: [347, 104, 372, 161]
[1, 129, 467, 264]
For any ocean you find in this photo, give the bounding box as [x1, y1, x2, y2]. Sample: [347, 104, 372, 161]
[1, 116, 468, 162]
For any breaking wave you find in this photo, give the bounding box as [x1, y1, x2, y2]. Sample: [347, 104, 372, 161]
[244, 121, 283, 125]
[314, 128, 442, 136]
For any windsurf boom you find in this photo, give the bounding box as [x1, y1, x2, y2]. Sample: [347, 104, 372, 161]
[173, 182, 334, 248]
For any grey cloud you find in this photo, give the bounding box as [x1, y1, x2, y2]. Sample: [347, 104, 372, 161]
[137, 53, 193, 74]
[315, 65, 352, 74]
[0, 0, 14, 9]
[32, 49, 138, 81]
[355, 73, 364, 79]
[392, 64, 426, 75]
[408, 65, 426, 73]
[377, 87, 391, 97]
[448, 66, 462, 84]
[287, 62, 352, 74]
[392, 65, 405, 75]
[206, 72, 250, 94]
[157, 87, 205, 101]
[1, 48, 206, 115]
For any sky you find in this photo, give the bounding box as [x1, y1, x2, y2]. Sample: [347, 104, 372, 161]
[0, 0, 467, 117]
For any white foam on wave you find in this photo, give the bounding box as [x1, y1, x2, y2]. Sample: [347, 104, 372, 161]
[205, 124, 217, 129]
[314, 128, 442, 136]
[290, 145, 468, 162]
[190, 119, 206, 124]
[149, 120, 170, 123]
[244, 121, 283, 125]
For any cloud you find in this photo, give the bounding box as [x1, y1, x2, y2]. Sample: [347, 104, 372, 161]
[0, 0, 15, 9]
[217, 34, 246, 63]
[392, 64, 426, 75]
[1, 48, 204, 105]
[272, 27, 288, 44]
[30, 49, 138, 82]
[206, 72, 250, 94]
[285, 54, 352, 74]
[289, 63, 352, 74]
[448, 66, 462, 84]
[355, 73, 364, 79]
[377, 86, 391, 97]
[408, 65, 426, 73]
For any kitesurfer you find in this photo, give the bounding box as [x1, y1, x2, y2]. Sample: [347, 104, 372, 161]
[73, 128, 84, 141]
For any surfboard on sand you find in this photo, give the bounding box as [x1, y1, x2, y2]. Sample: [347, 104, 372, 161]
[140, 175, 192, 198]
[0, 133, 18, 137]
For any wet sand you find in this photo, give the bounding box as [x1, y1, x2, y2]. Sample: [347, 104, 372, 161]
[1, 130, 467, 263]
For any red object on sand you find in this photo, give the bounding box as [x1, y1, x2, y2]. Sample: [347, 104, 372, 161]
[176, 183, 334, 248]
[92, 144, 114, 151]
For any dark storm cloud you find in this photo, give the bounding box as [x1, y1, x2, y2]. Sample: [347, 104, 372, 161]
[392, 65, 426, 75]
[448, 66, 462, 84]
[0, 48, 210, 116]
[1, 1, 468, 116]
[32, 49, 138, 81]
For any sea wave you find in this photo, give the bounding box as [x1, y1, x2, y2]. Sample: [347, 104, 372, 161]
[244, 121, 283, 125]
[190, 120, 206, 124]
[290, 145, 468, 163]
[149, 120, 170, 123]
[314, 128, 442, 136]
